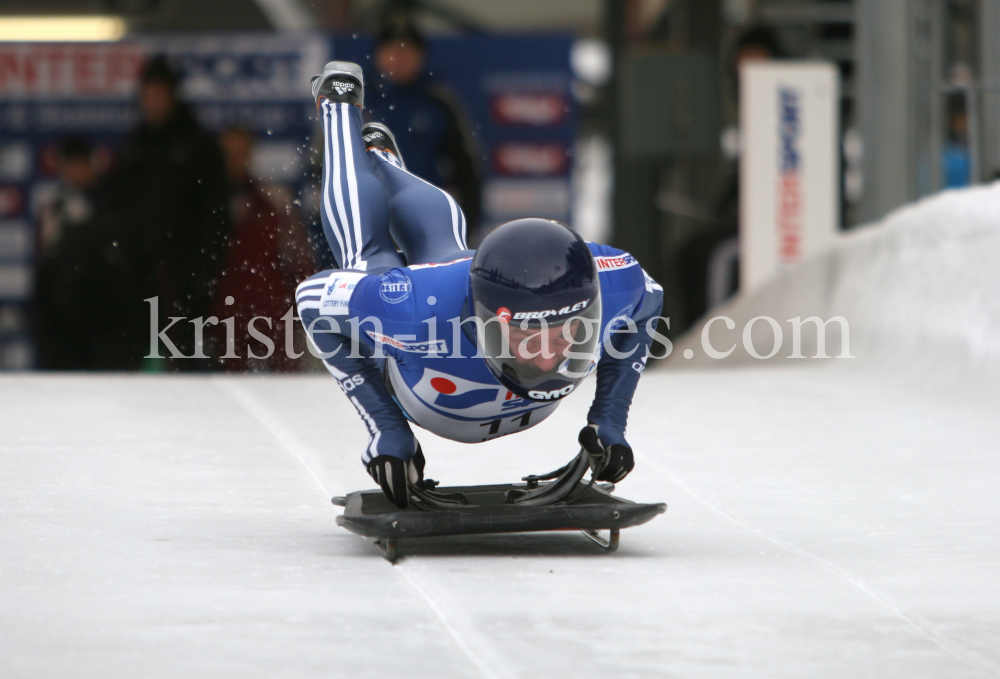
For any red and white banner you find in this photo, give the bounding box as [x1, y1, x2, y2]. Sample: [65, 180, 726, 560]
[492, 142, 567, 176]
[0, 36, 327, 101]
[0, 43, 145, 99]
[490, 92, 566, 126]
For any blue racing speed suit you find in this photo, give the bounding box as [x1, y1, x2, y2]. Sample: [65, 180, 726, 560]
[296, 100, 664, 467]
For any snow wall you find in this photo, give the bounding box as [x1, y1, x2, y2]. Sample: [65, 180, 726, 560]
[667, 182, 1000, 392]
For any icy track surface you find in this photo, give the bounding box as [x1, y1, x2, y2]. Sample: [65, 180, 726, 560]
[1, 369, 997, 679]
[3, 185, 999, 678]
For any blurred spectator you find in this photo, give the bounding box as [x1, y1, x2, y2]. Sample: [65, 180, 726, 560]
[33, 138, 138, 369]
[731, 26, 783, 69]
[943, 93, 971, 188]
[104, 55, 230, 369]
[37, 138, 98, 253]
[678, 26, 783, 322]
[210, 126, 315, 371]
[367, 15, 482, 239]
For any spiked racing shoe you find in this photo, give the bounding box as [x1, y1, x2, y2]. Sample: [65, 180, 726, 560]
[311, 61, 364, 109]
[361, 122, 407, 170]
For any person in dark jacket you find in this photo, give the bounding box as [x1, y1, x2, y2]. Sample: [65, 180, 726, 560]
[367, 17, 482, 239]
[210, 126, 315, 372]
[105, 56, 230, 368]
[33, 137, 140, 370]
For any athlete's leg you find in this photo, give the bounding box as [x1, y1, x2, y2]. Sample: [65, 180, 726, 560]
[367, 148, 469, 266]
[319, 101, 403, 272]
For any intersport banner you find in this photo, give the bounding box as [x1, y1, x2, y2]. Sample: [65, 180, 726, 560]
[0, 34, 576, 369]
[0, 36, 329, 368]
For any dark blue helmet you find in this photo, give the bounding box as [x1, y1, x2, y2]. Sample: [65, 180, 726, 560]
[469, 219, 602, 402]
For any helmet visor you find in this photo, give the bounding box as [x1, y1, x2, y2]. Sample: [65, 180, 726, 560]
[474, 297, 602, 393]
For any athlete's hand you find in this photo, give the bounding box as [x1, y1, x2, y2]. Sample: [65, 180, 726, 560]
[367, 445, 426, 509]
[578, 425, 634, 483]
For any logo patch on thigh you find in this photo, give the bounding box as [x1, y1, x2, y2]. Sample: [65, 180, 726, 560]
[320, 271, 366, 315]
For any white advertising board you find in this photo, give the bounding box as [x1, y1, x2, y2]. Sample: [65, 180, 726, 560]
[739, 62, 839, 292]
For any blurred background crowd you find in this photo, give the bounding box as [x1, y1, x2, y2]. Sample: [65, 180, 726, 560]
[0, 0, 996, 372]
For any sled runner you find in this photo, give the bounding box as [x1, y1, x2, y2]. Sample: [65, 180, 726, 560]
[332, 447, 667, 562]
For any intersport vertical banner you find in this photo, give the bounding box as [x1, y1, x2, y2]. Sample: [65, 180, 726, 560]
[739, 62, 839, 293]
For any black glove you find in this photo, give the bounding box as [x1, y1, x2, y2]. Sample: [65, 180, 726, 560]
[367, 445, 426, 509]
[578, 425, 634, 483]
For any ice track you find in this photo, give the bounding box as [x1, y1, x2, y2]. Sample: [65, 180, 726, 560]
[3, 184, 1000, 678]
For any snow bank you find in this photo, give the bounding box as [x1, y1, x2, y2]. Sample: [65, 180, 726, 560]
[668, 182, 1000, 388]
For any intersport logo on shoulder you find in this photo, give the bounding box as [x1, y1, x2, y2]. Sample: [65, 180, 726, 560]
[595, 254, 638, 271]
[513, 299, 590, 320]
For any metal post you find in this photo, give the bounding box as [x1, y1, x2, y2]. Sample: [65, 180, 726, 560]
[927, 0, 945, 193]
[856, 0, 947, 220]
[855, 0, 913, 222]
[911, 0, 945, 197]
[981, 0, 1000, 180]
